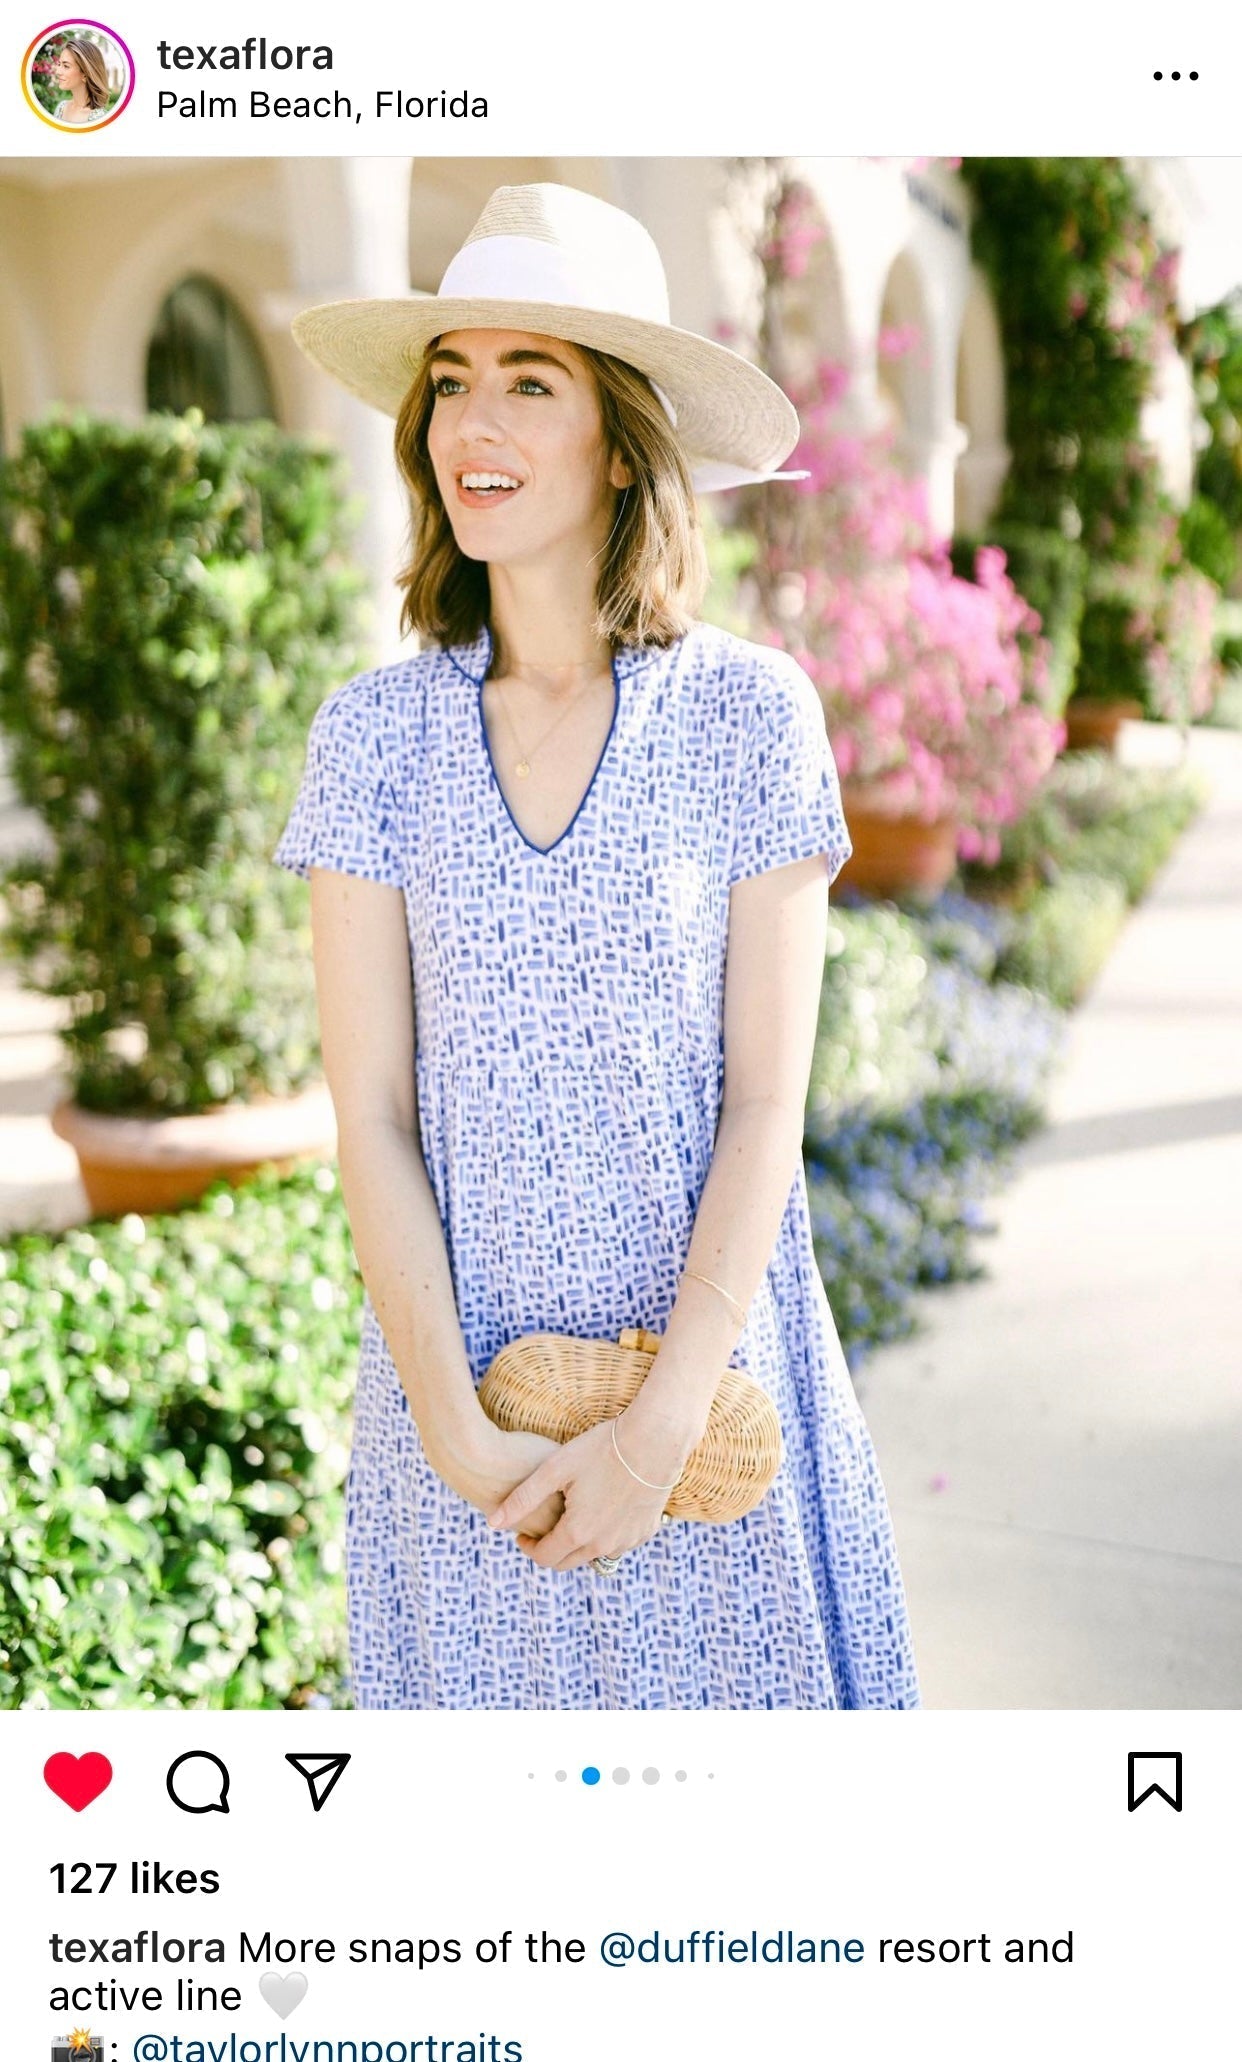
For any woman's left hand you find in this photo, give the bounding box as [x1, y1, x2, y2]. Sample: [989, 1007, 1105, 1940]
[487, 1411, 689, 1571]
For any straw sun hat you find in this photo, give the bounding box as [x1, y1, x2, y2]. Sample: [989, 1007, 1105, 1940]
[291, 181, 807, 494]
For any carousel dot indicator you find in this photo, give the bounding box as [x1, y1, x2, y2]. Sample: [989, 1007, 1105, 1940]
[642, 1767, 660, 1785]
[582, 1766, 601, 1786]
[612, 1767, 631, 1784]
[675, 1770, 688, 1782]
[555, 1770, 568, 1783]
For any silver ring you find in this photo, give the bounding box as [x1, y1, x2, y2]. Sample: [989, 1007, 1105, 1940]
[591, 1553, 623, 1576]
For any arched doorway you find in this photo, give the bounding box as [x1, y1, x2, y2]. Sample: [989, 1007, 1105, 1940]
[146, 275, 276, 421]
[953, 273, 1008, 534]
[876, 249, 935, 468]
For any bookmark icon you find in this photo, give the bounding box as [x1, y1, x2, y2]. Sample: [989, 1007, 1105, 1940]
[285, 1752, 351, 1812]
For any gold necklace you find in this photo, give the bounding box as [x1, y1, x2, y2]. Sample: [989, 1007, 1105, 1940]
[495, 668, 610, 780]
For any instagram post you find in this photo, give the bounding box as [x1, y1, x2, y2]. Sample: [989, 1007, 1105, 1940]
[3, 10, 1240, 2057]
[2, 135, 1239, 1714]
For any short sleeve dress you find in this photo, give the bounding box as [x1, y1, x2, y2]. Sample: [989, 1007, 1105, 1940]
[272, 619, 920, 1710]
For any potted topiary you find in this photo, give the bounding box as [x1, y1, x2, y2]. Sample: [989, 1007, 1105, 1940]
[0, 410, 369, 1216]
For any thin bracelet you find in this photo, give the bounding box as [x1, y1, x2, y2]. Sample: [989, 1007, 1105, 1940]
[610, 1413, 680, 1494]
[681, 1268, 749, 1327]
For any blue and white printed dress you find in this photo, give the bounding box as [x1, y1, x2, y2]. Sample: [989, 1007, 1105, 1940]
[272, 619, 920, 1710]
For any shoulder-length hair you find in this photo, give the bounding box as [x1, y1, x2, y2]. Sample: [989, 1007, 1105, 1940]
[393, 339, 708, 661]
[62, 36, 111, 108]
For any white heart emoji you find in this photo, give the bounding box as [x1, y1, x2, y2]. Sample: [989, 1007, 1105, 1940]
[259, 1973, 309, 2020]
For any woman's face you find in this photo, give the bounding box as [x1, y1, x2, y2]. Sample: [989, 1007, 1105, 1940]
[55, 48, 84, 86]
[425, 329, 629, 573]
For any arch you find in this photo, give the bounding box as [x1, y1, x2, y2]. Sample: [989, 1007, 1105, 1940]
[763, 183, 849, 392]
[146, 274, 276, 422]
[953, 268, 1008, 532]
[876, 247, 936, 458]
[83, 168, 289, 423]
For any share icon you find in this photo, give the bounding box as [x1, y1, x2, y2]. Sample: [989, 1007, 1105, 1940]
[285, 1753, 351, 1813]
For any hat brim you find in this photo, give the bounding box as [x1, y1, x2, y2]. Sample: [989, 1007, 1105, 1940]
[290, 296, 801, 481]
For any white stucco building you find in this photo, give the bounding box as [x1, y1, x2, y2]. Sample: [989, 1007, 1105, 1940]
[0, 155, 1209, 658]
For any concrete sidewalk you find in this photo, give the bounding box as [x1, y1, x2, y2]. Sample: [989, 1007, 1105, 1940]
[860, 721, 1242, 1709]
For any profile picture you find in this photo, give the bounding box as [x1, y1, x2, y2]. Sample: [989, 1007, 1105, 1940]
[22, 19, 134, 130]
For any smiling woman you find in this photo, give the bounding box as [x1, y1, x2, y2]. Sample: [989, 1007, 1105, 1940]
[272, 181, 920, 1712]
[50, 35, 113, 122]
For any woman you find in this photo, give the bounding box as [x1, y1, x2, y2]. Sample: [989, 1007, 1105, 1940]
[274, 181, 920, 1710]
[51, 37, 112, 123]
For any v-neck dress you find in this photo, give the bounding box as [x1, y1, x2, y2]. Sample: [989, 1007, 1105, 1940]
[272, 620, 920, 1710]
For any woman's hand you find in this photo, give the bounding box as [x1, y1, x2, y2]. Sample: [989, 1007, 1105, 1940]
[435, 1424, 566, 1541]
[487, 1407, 696, 1572]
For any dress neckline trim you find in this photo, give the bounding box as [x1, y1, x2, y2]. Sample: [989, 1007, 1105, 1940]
[475, 646, 622, 858]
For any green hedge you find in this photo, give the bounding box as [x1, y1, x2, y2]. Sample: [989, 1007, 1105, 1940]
[0, 411, 368, 1116]
[1, 1169, 356, 1708]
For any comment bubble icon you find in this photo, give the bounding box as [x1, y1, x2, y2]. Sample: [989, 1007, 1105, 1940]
[166, 1751, 230, 1815]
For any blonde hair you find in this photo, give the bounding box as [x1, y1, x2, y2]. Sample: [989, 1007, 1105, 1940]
[394, 339, 708, 661]
[60, 36, 111, 108]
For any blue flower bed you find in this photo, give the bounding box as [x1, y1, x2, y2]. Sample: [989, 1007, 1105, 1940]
[803, 885, 1067, 1372]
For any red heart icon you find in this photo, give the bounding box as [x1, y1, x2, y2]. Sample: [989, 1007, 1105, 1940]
[44, 1752, 113, 1812]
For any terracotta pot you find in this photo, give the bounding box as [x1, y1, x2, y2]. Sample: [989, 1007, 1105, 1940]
[1061, 696, 1144, 753]
[50, 1083, 338, 1219]
[837, 786, 960, 899]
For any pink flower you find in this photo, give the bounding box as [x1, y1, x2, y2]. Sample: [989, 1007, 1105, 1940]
[743, 352, 1062, 841]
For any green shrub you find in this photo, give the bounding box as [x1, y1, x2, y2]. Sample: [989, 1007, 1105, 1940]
[1202, 666, 1242, 731]
[995, 872, 1127, 1008]
[1070, 555, 1219, 723]
[0, 411, 369, 1116]
[1178, 491, 1238, 592]
[1074, 574, 1153, 706]
[0, 1163, 358, 1708]
[961, 751, 1208, 909]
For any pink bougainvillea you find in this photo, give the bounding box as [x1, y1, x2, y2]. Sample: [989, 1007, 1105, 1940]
[746, 364, 1065, 866]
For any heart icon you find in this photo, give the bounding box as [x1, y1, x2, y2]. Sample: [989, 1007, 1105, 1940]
[259, 1974, 308, 2020]
[44, 1752, 113, 1812]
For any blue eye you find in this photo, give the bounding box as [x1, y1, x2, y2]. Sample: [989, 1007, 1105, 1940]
[514, 376, 551, 395]
[431, 375, 464, 397]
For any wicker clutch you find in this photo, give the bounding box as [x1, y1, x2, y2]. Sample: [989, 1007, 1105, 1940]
[477, 1325, 783, 1524]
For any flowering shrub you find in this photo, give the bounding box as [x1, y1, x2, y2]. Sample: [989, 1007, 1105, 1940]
[1178, 290, 1242, 592]
[1079, 552, 1223, 722]
[742, 359, 1065, 864]
[957, 159, 1182, 560]
[1139, 561, 1222, 722]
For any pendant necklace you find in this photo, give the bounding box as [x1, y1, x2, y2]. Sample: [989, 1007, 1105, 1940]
[496, 665, 608, 779]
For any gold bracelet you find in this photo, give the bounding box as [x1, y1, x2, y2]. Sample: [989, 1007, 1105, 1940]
[681, 1268, 749, 1327]
[610, 1413, 681, 1494]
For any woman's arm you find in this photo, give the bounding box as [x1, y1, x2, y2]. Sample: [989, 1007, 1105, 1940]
[489, 851, 829, 1568]
[621, 848, 830, 1455]
[309, 868, 563, 1524]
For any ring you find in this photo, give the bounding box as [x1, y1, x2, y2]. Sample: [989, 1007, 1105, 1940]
[591, 1553, 623, 1576]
